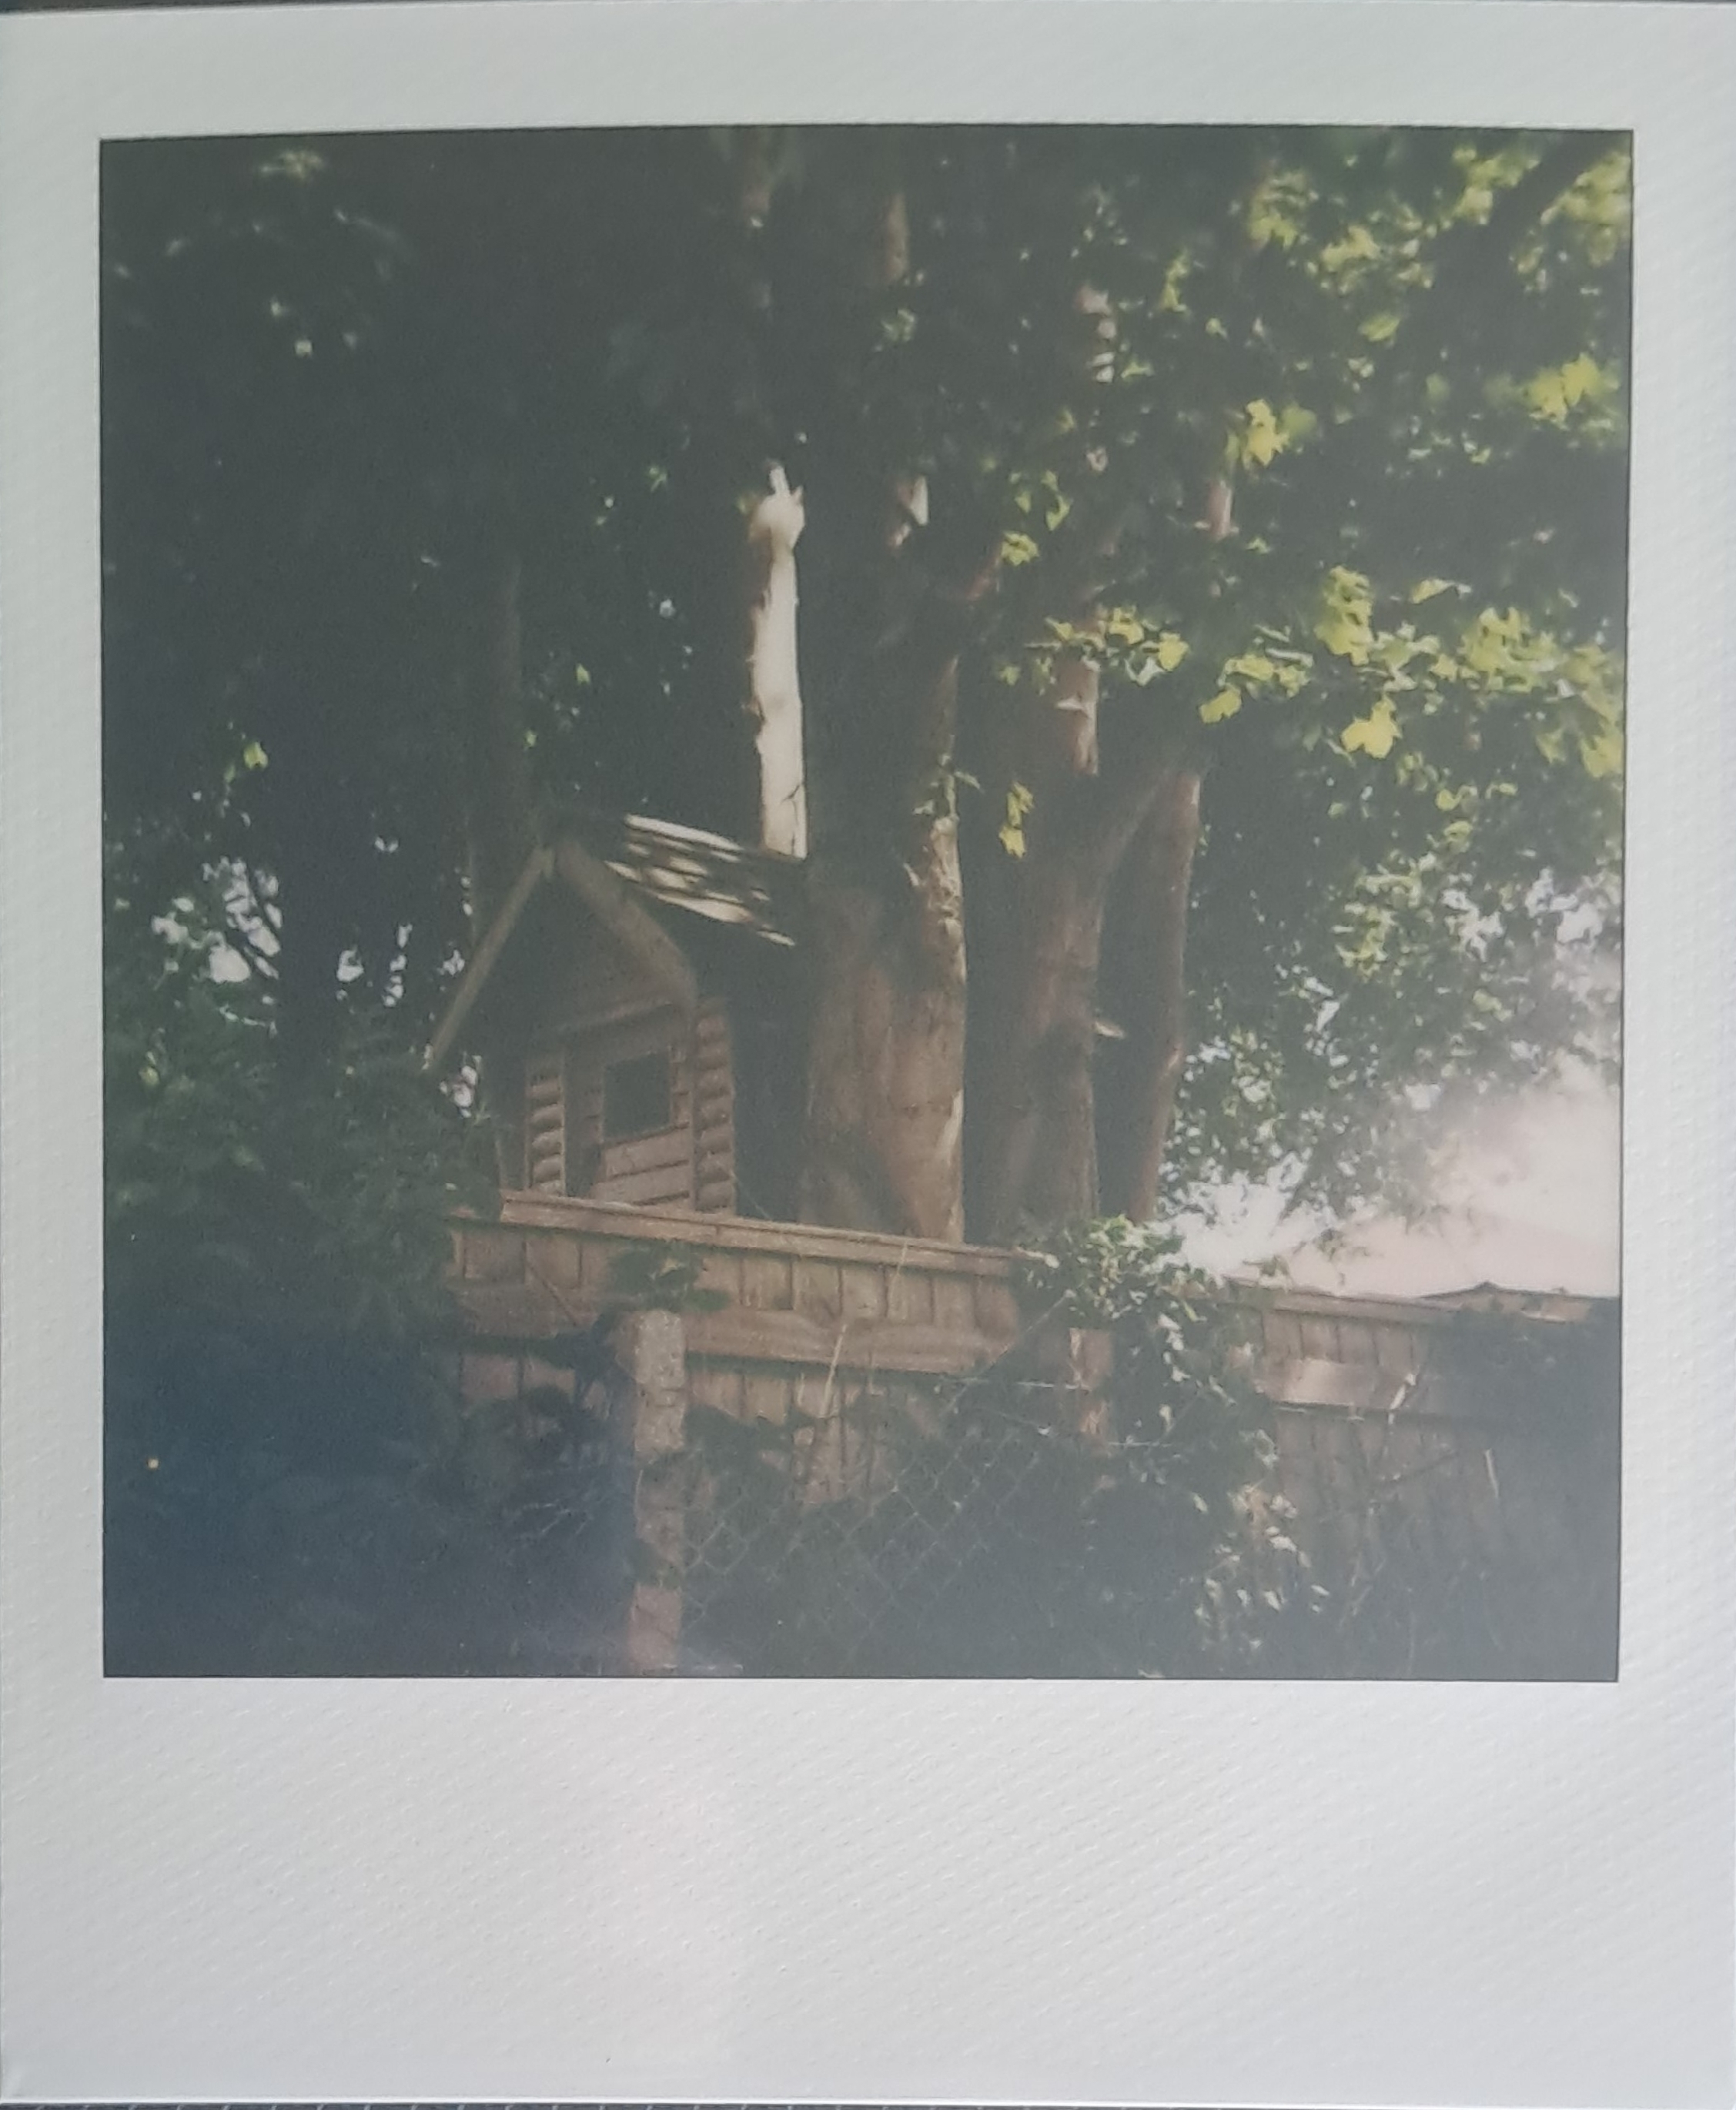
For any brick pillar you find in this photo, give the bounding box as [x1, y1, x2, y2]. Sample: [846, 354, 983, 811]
[612, 1308, 691, 1673]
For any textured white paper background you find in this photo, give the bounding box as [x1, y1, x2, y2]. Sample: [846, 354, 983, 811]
[2, 4, 1732, 2103]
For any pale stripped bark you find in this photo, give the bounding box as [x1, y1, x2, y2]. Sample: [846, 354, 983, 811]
[744, 464, 809, 858]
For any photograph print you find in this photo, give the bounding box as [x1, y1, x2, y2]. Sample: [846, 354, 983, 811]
[102, 125, 1627, 1680]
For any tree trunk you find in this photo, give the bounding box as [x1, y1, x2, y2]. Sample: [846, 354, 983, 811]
[1096, 761, 1204, 1222]
[801, 639, 969, 1242]
[973, 840, 1108, 1237]
[968, 705, 1193, 1243]
[796, 160, 982, 1242]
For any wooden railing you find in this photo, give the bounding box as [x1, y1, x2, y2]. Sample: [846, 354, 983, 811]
[450, 1189, 1606, 1409]
[452, 1190, 1027, 1376]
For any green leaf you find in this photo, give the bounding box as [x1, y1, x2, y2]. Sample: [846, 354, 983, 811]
[1241, 399, 1280, 468]
[1579, 726, 1623, 778]
[998, 781, 1035, 858]
[1342, 697, 1400, 758]
[1314, 567, 1376, 664]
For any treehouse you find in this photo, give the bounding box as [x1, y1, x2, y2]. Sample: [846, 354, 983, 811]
[428, 814, 807, 1222]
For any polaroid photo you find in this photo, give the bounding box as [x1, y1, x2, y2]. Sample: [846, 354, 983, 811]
[2, 1, 1731, 2102]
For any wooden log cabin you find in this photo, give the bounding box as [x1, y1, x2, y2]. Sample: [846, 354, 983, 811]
[428, 813, 807, 1222]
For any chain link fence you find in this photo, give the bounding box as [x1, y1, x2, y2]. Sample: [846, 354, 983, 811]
[107, 1292, 1617, 1680]
[654, 1339, 1617, 1681]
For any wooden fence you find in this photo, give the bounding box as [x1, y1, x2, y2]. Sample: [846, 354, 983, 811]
[447, 1193, 1620, 1678]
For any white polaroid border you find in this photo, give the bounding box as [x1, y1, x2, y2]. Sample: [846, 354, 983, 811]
[2, 3, 1732, 2103]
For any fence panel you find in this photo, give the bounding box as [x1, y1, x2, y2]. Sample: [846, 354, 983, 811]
[447, 1202, 1619, 1680]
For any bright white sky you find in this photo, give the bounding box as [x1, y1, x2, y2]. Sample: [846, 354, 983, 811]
[1184, 1068, 1621, 1299]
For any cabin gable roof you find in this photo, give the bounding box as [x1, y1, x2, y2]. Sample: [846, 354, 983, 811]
[427, 815, 796, 1072]
[580, 810, 803, 948]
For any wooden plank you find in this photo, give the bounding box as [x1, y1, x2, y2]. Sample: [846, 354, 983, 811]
[840, 1263, 886, 1324]
[1379, 1421, 1449, 1579]
[794, 1258, 844, 1322]
[1337, 1318, 1378, 1366]
[1308, 1412, 1366, 1584]
[1256, 1357, 1383, 1411]
[457, 1279, 587, 1338]
[598, 1126, 693, 1178]
[743, 1371, 793, 1426]
[885, 1267, 935, 1326]
[973, 1276, 1021, 1340]
[462, 1229, 526, 1284]
[580, 1236, 634, 1298]
[684, 1303, 1007, 1377]
[1269, 1409, 1328, 1573]
[521, 1355, 577, 1401]
[529, 1231, 583, 1286]
[1373, 1324, 1417, 1375]
[476, 1195, 1614, 1346]
[1299, 1315, 1340, 1362]
[1253, 1356, 1500, 1423]
[696, 1249, 744, 1304]
[688, 1363, 745, 1416]
[595, 1163, 695, 1208]
[492, 1190, 1026, 1276]
[932, 1274, 977, 1333]
[1263, 1286, 1604, 1334]
[741, 1253, 794, 1311]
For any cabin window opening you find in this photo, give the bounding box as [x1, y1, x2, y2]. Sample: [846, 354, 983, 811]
[602, 1047, 674, 1141]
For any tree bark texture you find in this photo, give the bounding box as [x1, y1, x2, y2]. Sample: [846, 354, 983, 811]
[801, 620, 971, 1242]
[796, 166, 982, 1242]
[744, 465, 809, 857]
[1095, 762, 1204, 1222]
[968, 696, 1199, 1244]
